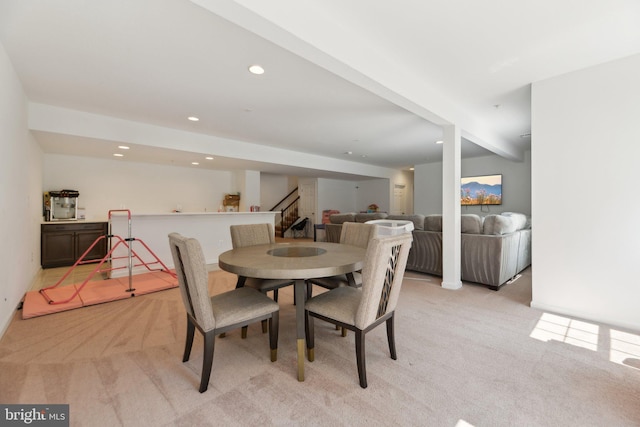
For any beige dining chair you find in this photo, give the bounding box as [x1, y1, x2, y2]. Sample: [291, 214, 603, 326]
[304, 232, 413, 388]
[168, 232, 279, 393]
[305, 222, 377, 299]
[230, 223, 296, 337]
[230, 223, 296, 302]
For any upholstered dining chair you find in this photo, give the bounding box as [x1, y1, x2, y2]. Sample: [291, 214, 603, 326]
[304, 232, 413, 388]
[168, 232, 279, 393]
[305, 222, 377, 299]
[230, 223, 295, 338]
[230, 223, 296, 303]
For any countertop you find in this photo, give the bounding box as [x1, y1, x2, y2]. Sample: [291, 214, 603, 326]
[42, 211, 275, 224]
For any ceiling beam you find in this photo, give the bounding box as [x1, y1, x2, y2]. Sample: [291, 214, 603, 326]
[191, 0, 523, 161]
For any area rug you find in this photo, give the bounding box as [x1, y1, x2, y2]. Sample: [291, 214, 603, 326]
[21, 271, 178, 319]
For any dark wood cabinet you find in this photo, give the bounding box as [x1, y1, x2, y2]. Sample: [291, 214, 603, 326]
[41, 222, 108, 268]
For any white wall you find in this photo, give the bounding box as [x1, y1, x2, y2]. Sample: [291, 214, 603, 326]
[260, 173, 298, 211]
[0, 43, 43, 335]
[316, 174, 413, 217]
[356, 178, 390, 213]
[317, 178, 358, 215]
[234, 170, 260, 212]
[531, 53, 640, 330]
[43, 154, 234, 220]
[414, 151, 531, 216]
[414, 161, 443, 215]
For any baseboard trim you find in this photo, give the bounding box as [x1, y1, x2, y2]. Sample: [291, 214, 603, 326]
[506, 274, 522, 285]
[442, 280, 462, 290]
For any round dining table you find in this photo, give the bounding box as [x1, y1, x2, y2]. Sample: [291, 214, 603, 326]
[218, 241, 365, 381]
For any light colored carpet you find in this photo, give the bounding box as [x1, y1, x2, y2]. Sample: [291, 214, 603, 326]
[1, 267, 639, 426]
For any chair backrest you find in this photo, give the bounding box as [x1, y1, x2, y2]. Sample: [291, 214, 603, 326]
[355, 233, 413, 330]
[230, 223, 276, 249]
[168, 233, 216, 331]
[340, 222, 378, 249]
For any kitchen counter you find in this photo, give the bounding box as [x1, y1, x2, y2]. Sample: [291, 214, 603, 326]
[41, 219, 103, 225]
[108, 211, 277, 278]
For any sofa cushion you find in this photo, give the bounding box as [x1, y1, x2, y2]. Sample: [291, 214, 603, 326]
[461, 214, 483, 234]
[386, 214, 425, 231]
[355, 212, 388, 223]
[500, 212, 528, 230]
[483, 215, 516, 235]
[329, 213, 356, 224]
[425, 215, 442, 232]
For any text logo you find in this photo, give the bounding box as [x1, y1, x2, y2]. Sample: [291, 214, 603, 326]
[1, 405, 69, 426]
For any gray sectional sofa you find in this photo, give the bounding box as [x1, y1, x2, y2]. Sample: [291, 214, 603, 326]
[326, 211, 531, 290]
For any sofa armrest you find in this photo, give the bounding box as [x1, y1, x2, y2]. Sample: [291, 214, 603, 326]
[406, 230, 442, 276]
[516, 229, 532, 273]
[461, 233, 519, 289]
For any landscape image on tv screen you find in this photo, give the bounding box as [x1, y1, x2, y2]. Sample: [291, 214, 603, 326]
[461, 174, 502, 205]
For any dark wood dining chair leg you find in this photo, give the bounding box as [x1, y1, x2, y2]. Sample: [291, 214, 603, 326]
[269, 312, 279, 362]
[386, 314, 397, 360]
[235, 276, 247, 289]
[183, 316, 195, 362]
[273, 289, 279, 302]
[306, 280, 313, 300]
[200, 330, 216, 393]
[305, 311, 315, 362]
[241, 326, 248, 339]
[260, 289, 271, 334]
[355, 329, 367, 388]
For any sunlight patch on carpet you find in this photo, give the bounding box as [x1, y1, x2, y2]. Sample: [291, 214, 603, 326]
[610, 329, 640, 371]
[530, 312, 598, 351]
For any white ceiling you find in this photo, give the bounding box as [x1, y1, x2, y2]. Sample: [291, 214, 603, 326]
[1, 0, 639, 179]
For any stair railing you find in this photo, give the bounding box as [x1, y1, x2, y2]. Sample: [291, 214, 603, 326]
[269, 187, 301, 237]
[279, 197, 300, 237]
[269, 187, 298, 212]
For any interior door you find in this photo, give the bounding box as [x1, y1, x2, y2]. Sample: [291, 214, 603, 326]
[392, 183, 407, 214]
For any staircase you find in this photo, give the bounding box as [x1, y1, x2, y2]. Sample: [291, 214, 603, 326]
[270, 188, 301, 238]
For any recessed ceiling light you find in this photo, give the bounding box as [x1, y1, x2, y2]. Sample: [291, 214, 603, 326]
[205, 156, 214, 160]
[191, 162, 199, 165]
[344, 151, 353, 155]
[248, 65, 265, 75]
[188, 116, 199, 122]
[409, 167, 415, 171]
[435, 140, 444, 144]
[113, 153, 124, 157]
[118, 145, 130, 150]
[361, 154, 367, 158]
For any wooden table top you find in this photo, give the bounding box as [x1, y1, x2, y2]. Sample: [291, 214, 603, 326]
[218, 241, 365, 280]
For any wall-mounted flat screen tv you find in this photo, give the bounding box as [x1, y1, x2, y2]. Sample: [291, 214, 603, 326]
[461, 174, 502, 205]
